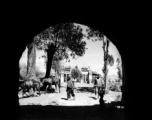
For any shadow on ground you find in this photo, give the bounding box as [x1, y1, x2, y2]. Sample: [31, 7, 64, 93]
[90, 96, 97, 100]
[61, 98, 68, 100]
[17, 104, 125, 120]
[76, 87, 95, 93]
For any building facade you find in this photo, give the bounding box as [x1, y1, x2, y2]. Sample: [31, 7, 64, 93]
[60, 66, 71, 83]
[60, 66, 101, 84]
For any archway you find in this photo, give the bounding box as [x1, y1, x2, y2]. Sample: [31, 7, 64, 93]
[19, 23, 124, 107]
[13, 17, 128, 120]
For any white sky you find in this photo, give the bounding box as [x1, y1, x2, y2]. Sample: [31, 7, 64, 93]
[63, 38, 121, 76]
[19, 24, 122, 76]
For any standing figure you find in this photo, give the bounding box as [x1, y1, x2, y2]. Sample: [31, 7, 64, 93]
[72, 78, 77, 92]
[97, 77, 104, 99]
[99, 84, 105, 109]
[66, 75, 75, 100]
[99, 77, 105, 109]
[94, 76, 98, 98]
[94, 76, 105, 99]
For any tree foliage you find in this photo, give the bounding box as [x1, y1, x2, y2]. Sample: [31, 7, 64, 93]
[35, 66, 45, 78]
[83, 26, 111, 90]
[116, 58, 122, 82]
[86, 27, 104, 41]
[102, 39, 110, 78]
[79, 26, 114, 90]
[71, 66, 82, 80]
[34, 23, 87, 60]
[107, 54, 114, 66]
[33, 23, 87, 78]
[26, 43, 36, 79]
[19, 64, 44, 80]
[19, 63, 27, 80]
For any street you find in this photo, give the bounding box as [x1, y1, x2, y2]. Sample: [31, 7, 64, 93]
[19, 83, 100, 106]
[19, 82, 122, 106]
[18, 83, 124, 120]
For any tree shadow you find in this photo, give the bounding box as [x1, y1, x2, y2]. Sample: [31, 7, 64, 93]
[61, 98, 68, 100]
[17, 104, 125, 120]
[76, 87, 95, 93]
[90, 96, 97, 100]
[19, 93, 43, 99]
[40, 87, 55, 93]
[19, 95, 32, 99]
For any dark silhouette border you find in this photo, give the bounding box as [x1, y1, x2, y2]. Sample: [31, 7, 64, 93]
[4, 9, 139, 120]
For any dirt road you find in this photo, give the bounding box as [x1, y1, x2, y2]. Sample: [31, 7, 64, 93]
[19, 83, 99, 106]
[19, 82, 122, 106]
[18, 83, 124, 120]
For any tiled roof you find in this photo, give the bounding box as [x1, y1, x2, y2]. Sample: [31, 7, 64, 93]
[64, 68, 71, 71]
[92, 71, 98, 74]
[81, 68, 88, 72]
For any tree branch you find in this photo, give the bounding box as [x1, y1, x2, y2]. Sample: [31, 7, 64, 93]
[55, 45, 61, 51]
[56, 47, 66, 53]
[55, 40, 64, 51]
[54, 37, 58, 48]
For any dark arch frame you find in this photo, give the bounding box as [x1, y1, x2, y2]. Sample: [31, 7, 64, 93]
[6, 14, 133, 120]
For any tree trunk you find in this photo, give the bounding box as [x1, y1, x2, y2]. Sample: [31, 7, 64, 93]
[26, 42, 36, 79]
[102, 36, 110, 91]
[104, 53, 109, 90]
[45, 45, 55, 78]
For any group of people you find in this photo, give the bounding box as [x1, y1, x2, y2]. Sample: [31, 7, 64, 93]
[94, 76, 105, 98]
[66, 74, 105, 104]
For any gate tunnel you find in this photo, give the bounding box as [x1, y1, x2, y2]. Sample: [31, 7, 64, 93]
[18, 22, 126, 120]
[7, 16, 133, 120]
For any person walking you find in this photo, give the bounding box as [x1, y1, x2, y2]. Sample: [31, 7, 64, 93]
[96, 76, 101, 99]
[97, 77, 104, 98]
[94, 76, 98, 98]
[66, 75, 75, 100]
[99, 77, 105, 109]
[72, 77, 77, 92]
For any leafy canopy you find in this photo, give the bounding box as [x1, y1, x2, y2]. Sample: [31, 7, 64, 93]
[34, 23, 87, 61]
[116, 58, 122, 81]
[71, 66, 82, 79]
[107, 54, 114, 66]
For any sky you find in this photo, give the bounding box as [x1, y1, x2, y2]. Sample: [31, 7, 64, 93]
[19, 24, 122, 76]
[63, 37, 121, 76]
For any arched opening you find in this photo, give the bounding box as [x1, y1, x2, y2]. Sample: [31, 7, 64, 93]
[18, 22, 125, 119]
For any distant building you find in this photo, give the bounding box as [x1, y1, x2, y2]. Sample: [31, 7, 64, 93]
[81, 67, 101, 84]
[81, 67, 89, 83]
[60, 66, 101, 84]
[91, 71, 101, 83]
[60, 66, 71, 83]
